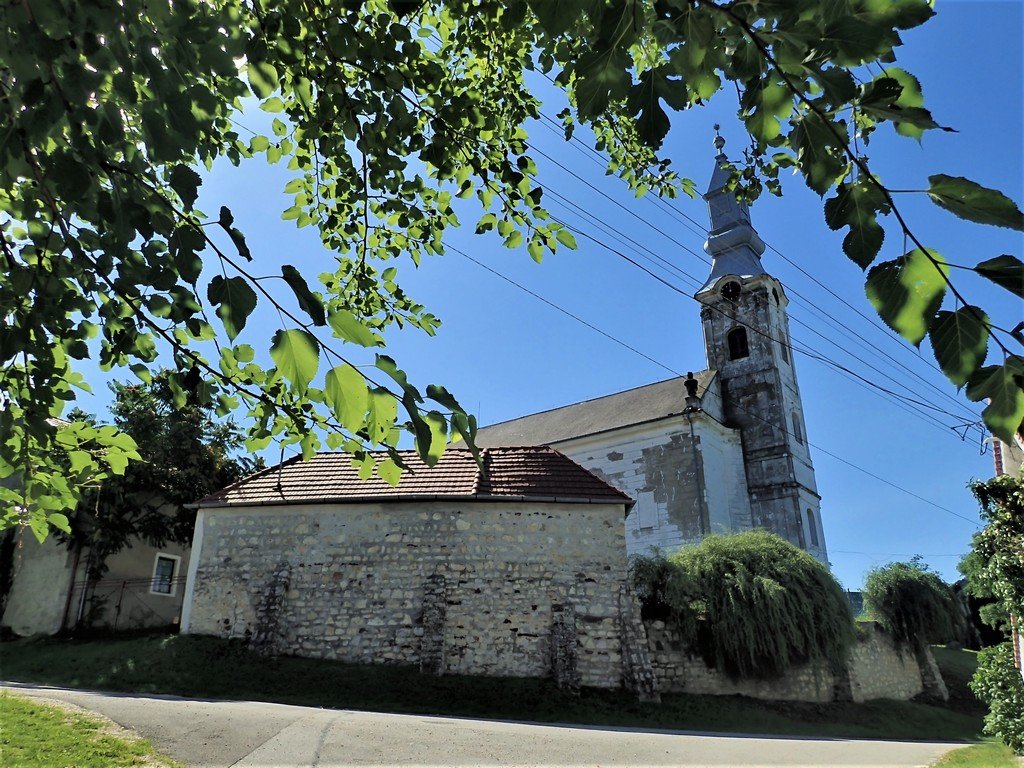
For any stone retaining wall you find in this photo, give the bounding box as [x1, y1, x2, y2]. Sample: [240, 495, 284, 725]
[184, 500, 643, 691]
[645, 620, 933, 703]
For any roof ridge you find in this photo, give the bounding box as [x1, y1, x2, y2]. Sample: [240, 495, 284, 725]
[475, 371, 714, 432]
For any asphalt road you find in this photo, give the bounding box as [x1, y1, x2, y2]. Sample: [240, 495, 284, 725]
[3, 683, 960, 767]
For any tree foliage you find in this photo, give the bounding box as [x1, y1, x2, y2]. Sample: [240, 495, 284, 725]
[69, 372, 261, 579]
[630, 531, 855, 679]
[863, 558, 964, 649]
[963, 474, 1024, 628]
[970, 643, 1024, 755]
[3, 0, 1023, 539]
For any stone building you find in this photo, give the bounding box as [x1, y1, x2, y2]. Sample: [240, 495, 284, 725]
[474, 138, 827, 563]
[181, 447, 656, 694]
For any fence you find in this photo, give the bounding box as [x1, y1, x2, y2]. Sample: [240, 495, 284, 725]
[64, 575, 187, 633]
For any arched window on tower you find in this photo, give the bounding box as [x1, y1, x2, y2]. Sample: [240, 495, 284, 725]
[727, 327, 749, 360]
[779, 328, 790, 364]
[806, 508, 820, 547]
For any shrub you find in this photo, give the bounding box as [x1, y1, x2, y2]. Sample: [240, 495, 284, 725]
[863, 559, 964, 648]
[970, 643, 1024, 754]
[630, 530, 855, 679]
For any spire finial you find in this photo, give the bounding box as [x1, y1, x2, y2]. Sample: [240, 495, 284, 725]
[713, 124, 725, 152]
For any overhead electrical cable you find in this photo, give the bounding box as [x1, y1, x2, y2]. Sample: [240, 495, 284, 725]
[528, 117, 983, 424]
[529, 166, 978, 435]
[542, 200, 966, 440]
[446, 242, 980, 528]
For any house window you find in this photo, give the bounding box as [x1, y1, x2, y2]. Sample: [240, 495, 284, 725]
[727, 327, 749, 360]
[806, 509, 820, 547]
[791, 412, 804, 445]
[150, 554, 179, 596]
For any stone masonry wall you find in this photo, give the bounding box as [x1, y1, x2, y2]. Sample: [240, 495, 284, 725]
[847, 622, 924, 701]
[186, 500, 634, 689]
[646, 620, 928, 703]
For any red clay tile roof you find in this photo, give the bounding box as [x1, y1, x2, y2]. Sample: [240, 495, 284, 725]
[197, 447, 633, 509]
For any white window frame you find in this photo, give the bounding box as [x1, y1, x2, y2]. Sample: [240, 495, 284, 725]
[150, 552, 182, 597]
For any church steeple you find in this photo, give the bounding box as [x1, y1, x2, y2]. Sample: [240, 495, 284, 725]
[696, 130, 828, 564]
[697, 129, 767, 295]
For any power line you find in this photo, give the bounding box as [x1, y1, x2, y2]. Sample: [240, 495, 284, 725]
[529, 116, 984, 425]
[534, 177, 975, 437]
[447, 242, 981, 528]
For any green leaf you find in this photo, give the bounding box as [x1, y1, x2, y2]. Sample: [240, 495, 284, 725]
[415, 410, 448, 466]
[375, 354, 421, 400]
[965, 357, 1024, 444]
[974, 255, 1024, 299]
[555, 228, 577, 249]
[426, 384, 465, 413]
[47, 512, 71, 534]
[325, 364, 369, 432]
[743, 80, 792, 142]
[328, 308, 377, 347]
[865, 248, 948, 346]
[527, 0, 596, 35]
[248, 61, 279, 99]
[823, 179, 887, 269]
[270, 329, 320, 393]
[790, 113, 847, 196]
[67, 450, 93, 473]
[627, 67, 688, 149]
[367, 388, 399, 444]
[207, 276, 258, 341]
[883, 68, 931, 140]
[572, 47, 632, 119]
[280, 265, 326, 326]
[928, 175, 1024, 231]
[217, 206, 253, 260]
[169, 165, 202, 210]
[261, 97, 286, 113]
[377, 457, 402, 486]
[928, 306, 990, 389]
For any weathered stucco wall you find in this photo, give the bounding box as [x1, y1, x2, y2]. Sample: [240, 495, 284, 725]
[645, 620, 928, 703]
[2, 531, 191, 635]
[555, 417, 752, 557]
[184, 500, 637, 689]
[2, 532, 75, 636]
[81, 539, 191, 632]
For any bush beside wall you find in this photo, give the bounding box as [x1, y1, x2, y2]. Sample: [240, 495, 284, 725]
[630, 531, 855, 680]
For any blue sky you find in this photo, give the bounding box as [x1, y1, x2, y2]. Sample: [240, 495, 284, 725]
[73, 1, 1022, 590]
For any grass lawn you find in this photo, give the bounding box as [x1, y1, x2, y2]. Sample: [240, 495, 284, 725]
[0, 633, 988, 742]
[0, 692, 180, 767]
[932, 740, 1020, 767]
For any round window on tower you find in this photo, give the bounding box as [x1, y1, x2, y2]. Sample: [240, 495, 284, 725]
[721, 281, 741, 302]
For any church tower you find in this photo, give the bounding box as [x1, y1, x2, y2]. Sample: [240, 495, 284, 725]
[696, 132, 827, 563]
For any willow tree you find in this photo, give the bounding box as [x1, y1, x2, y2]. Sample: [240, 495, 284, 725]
[3, 0, 1023, 540]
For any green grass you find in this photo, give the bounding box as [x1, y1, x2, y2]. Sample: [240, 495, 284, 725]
[0, 634, 988, 742]
[0, 692, 180, 767]
[930, 646, 989, 719]
[933, 740, 1020, 767]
